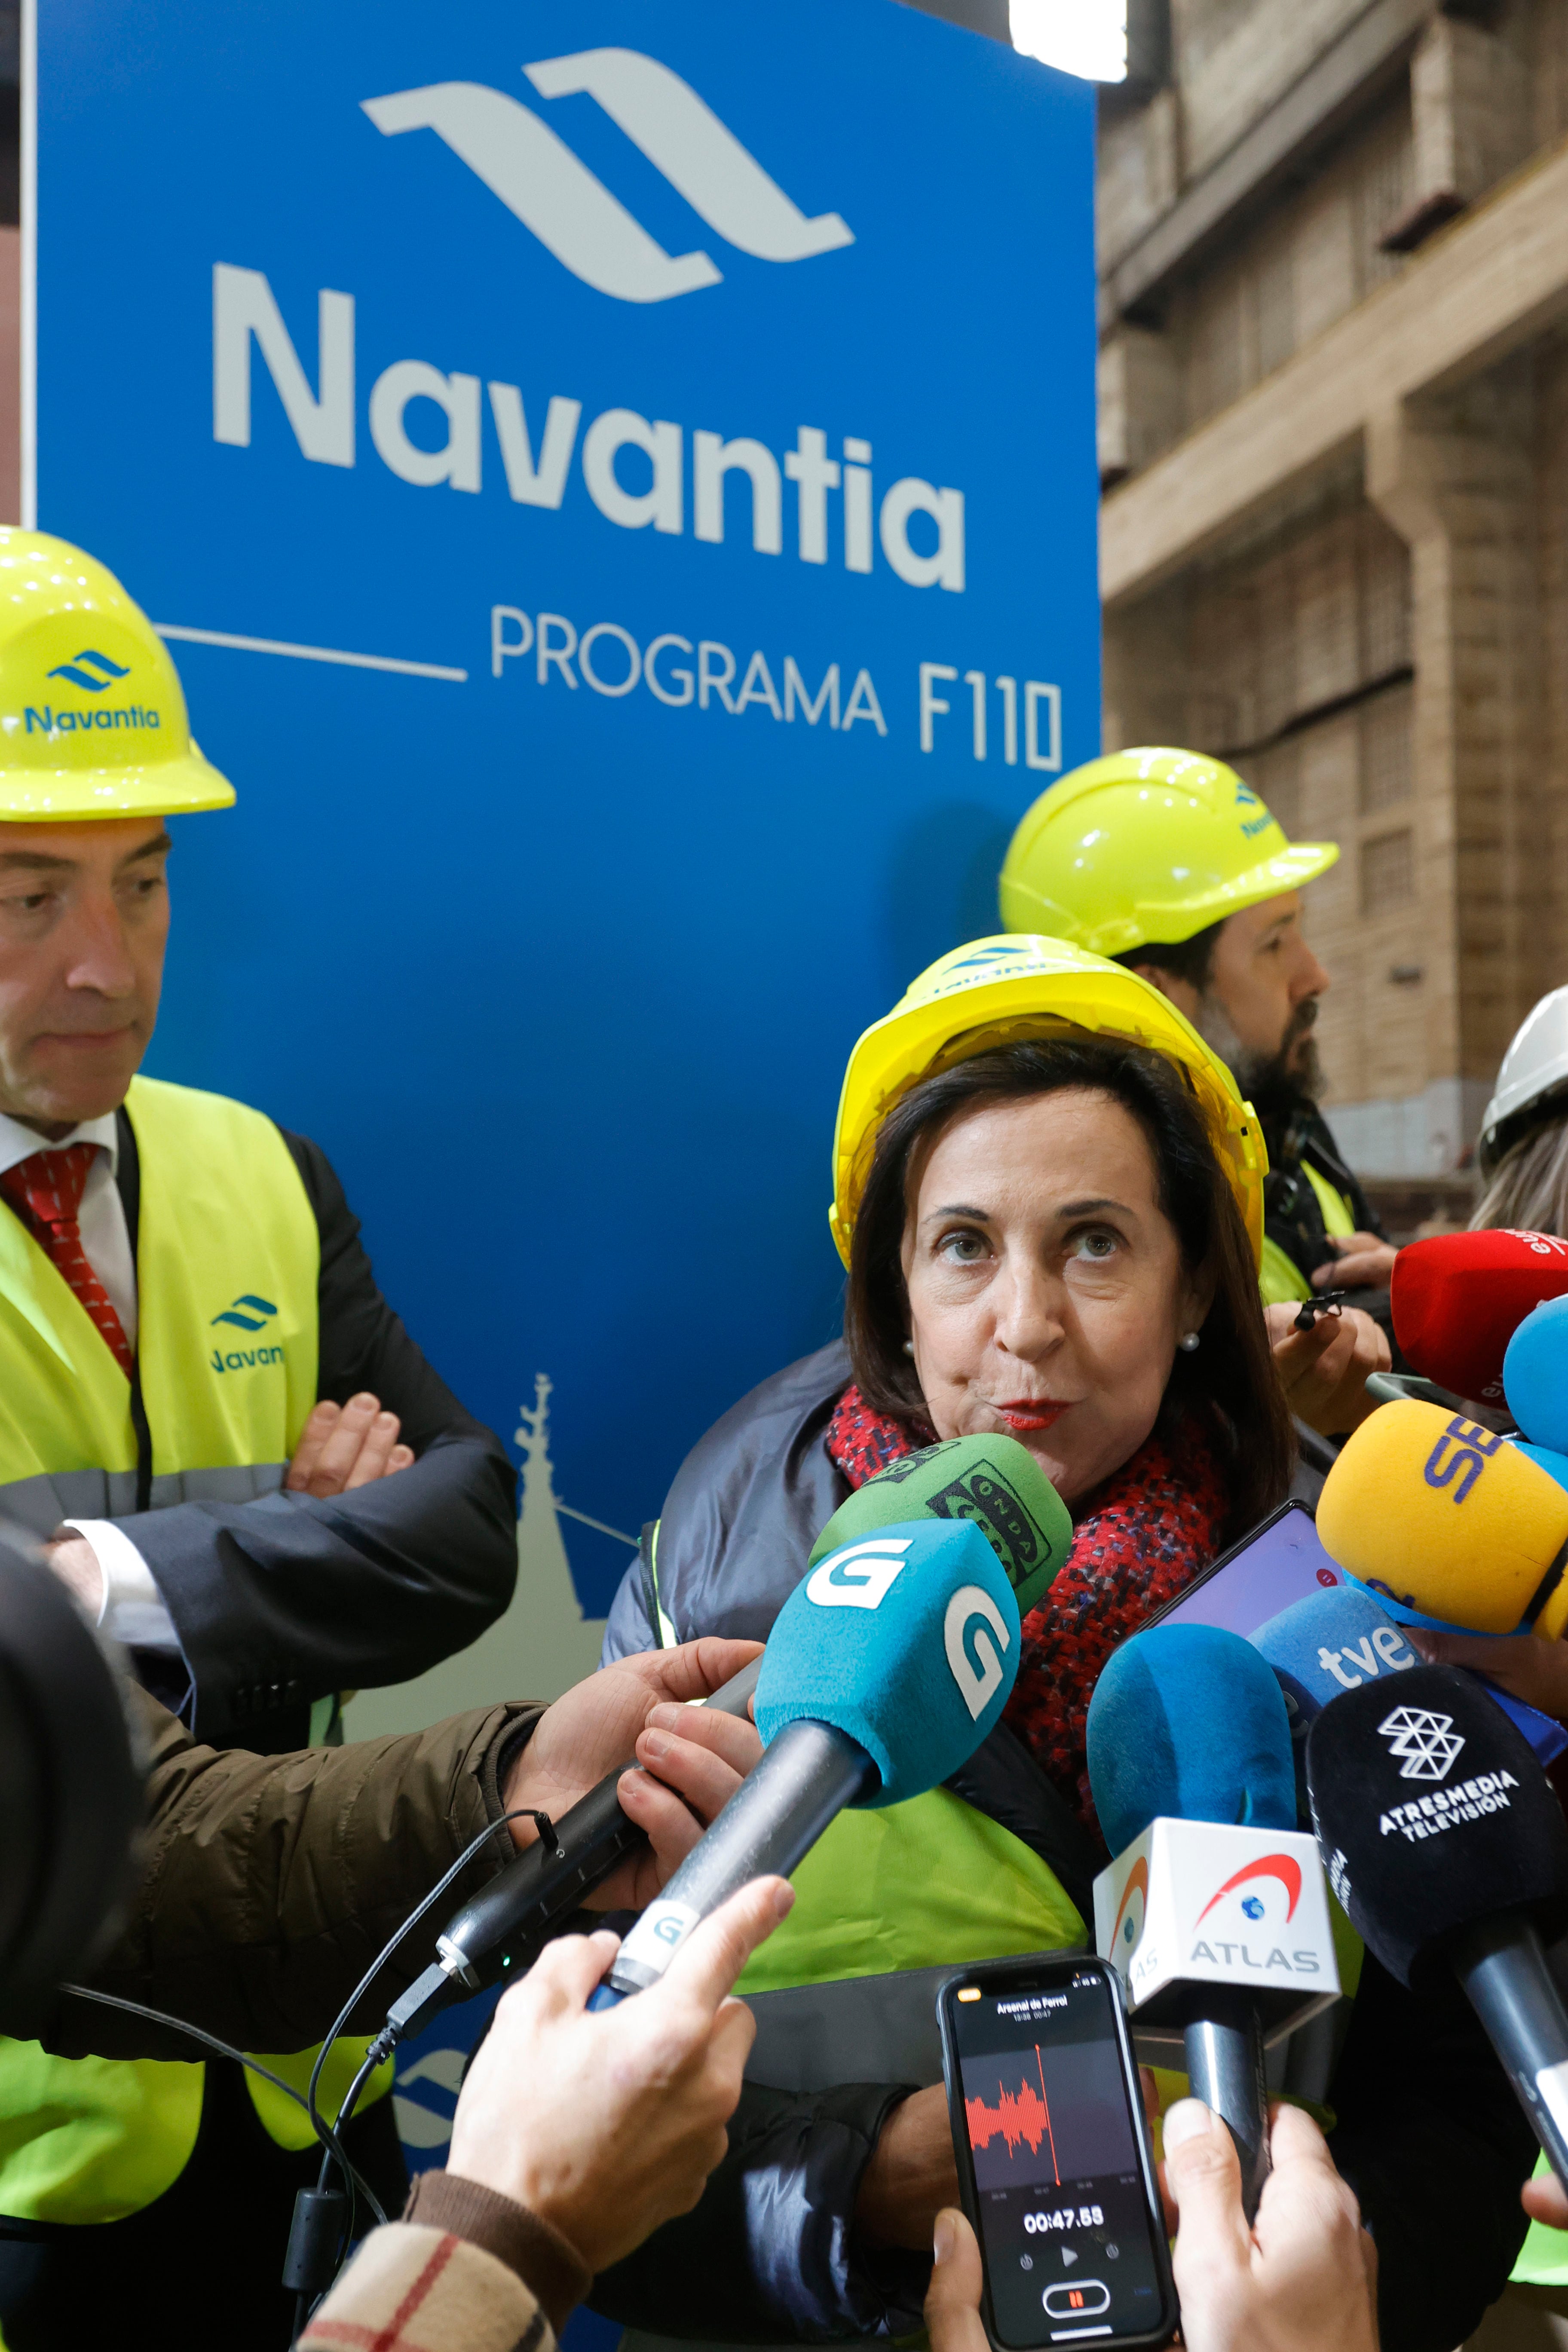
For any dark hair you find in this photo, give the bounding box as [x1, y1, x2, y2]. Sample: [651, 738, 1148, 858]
[844, 1035, 1293, 1542]
[1114, 921, 1224, 996]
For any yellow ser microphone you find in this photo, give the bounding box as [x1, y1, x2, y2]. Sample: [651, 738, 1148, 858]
[1317, 1400, 1568, 1638]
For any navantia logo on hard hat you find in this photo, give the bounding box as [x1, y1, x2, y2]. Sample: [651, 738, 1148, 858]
[364, 48, 853, 306]
[0, 529, 233, 820]
[997, 747, 1339, 959]
[47, 649, 129, 693]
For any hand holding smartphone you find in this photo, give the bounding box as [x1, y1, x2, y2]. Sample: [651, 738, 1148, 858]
[938, 1956, 1176, 2349]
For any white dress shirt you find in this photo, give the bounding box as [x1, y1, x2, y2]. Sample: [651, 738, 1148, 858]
[0, 1108, 179, 1652]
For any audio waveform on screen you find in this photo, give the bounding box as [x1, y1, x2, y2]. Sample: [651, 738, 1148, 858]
[965, 2049, 1060, 2182]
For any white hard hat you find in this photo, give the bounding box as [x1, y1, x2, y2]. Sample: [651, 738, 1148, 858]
[1480, 986, 1568, 1172]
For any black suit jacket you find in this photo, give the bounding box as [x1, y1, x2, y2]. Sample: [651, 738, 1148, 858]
[108, 1111, 517, 1754]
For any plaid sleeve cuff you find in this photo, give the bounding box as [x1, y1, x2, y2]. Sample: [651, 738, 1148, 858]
[404, 2169, 592, 2334]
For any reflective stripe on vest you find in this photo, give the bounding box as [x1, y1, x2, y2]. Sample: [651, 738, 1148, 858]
[0, 1075, 322, 2224]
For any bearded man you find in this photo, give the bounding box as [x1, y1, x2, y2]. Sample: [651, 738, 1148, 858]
[1000, 747, 1394, 1430]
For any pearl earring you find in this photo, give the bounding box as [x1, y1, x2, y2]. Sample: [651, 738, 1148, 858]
[1179, 1331, 1201, 1352]
[903, 1339, 915, 1355]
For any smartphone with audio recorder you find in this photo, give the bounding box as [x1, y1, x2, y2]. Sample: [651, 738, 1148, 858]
[937, 1955, 1176, 2351]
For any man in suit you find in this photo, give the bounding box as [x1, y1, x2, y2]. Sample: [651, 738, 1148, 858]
[0, 527, 516, 2343]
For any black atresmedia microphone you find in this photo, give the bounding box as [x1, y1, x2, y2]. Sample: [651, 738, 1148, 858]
[1307, 1663, 1568, 2188]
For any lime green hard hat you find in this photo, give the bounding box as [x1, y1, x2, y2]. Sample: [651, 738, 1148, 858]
[0, 529, 234, 821]
[998, 747, 1337, 958]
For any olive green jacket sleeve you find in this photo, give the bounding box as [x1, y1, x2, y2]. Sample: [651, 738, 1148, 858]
[46, 1687, 544, 2061]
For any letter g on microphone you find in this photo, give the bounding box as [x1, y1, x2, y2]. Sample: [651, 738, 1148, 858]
[756, 1518, 1023, 1807]
[805, 1537, 912, 1610]
[945, 1585, 1011, 1718]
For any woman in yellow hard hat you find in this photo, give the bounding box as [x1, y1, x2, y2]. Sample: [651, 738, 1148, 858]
[595, 934, 1298, 2331]
[594, 938, 1527, 2352]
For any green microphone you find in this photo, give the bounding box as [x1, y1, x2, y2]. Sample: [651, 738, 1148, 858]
[808, 1433, 1073, 1619]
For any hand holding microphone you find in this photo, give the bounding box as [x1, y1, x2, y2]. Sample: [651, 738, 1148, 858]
[1264, 1301, 1390, 1436]
[592, 1503, 1033, 2006]
[583, 1429, 1068, 2012]
[399, 1433, 1071, 2040]
[506, 1639, 766, 1910]
[445, 1876, 795, 2275]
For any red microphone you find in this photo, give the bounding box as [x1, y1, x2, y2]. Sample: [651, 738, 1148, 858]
[1391, 1228, 1568, 1402]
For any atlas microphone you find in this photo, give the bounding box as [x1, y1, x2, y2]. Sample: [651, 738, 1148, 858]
[591, 1506, 1035, 2006]
[1308, 1664, 1568, 2190]
[1391, 1228, 1568, 1404]
[1087, 1625, 1339, 2221]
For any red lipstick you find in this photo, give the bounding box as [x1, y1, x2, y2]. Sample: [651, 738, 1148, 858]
[995, 1399, 1066, 1433]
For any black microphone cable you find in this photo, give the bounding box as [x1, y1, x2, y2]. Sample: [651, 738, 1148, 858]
[59, 1981, 387, 2223]
[303, 1807, 550, 2155]
[288, 1807, 554, 2339]
[62, 1982, 391, 2348]
[59, 1804, 554, 2346]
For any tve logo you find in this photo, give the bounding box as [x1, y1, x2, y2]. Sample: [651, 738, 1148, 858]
[363, 49, 853, 305]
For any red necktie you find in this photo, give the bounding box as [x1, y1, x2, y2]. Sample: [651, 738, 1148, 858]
[0, 1142, 135, 1379]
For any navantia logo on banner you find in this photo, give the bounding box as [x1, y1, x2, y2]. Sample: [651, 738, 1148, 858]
[209, 46, 972, 612]
[363, 48, 854, 304]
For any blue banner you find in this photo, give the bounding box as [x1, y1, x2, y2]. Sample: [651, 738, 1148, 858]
[32, 0, 1097, 1634]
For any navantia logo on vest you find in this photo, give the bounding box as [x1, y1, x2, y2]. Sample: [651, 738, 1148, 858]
[209, 1293, 284, 1375]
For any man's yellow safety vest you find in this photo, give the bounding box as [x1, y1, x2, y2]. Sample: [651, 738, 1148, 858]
[0, 1075, 379, 2225]
[1259, 1161, 1357, 1308]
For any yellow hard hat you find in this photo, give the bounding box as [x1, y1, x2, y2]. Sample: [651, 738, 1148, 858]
[829, 934, 1266, 1269]
[0, 529, 234, 820]
[998, 746, 1337, 956]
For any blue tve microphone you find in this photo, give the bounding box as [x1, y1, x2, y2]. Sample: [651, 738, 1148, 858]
[1250, 1585, 1567, 1768]
[1087, 1625, 1298, 2217]
[590, 1518, 1020, 2006]
[1250, 1586, 1421, 1743]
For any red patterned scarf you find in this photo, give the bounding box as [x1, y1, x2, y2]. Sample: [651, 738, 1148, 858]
[826, 1385, 1230, 1841]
